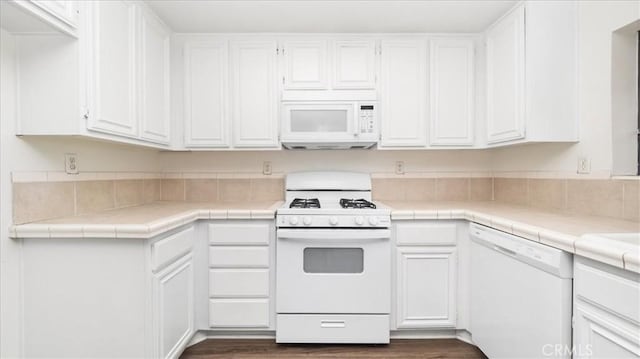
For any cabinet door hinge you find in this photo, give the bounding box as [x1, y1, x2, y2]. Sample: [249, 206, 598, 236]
[276, 48, 279, 55]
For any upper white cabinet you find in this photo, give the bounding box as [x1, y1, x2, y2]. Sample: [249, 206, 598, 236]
[486, 6, 525, 143]
[183, 40, 229, 147]
[282, 40, 328, 90]
[429, 38, 475, 146]
[140, 6, 171, 144]
[379, 39, 427, 147]
[85, 0, 138, 138]
[230, 40, 280, 148]
[486, 2, 578, 146]
[332, 40, 376, 89]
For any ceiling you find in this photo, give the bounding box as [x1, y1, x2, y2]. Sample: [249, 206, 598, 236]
[146, 0, 517, 33]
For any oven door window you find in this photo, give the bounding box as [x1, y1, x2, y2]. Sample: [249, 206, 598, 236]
[303, 247, 364, 273]
[290, 109, 349, 133]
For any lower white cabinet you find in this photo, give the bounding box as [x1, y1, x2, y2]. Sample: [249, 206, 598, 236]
[396, 246, 457, 328]
[19, 225, 196, 359]
[154, 254, 195, 359]
[573, 257, 640, 358]
[394, 221, 458, 329]
[207, 220, 275, 329]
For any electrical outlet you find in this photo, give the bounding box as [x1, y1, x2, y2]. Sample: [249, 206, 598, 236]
[577, 156, 591, 174]
[65, 153, 79, 174]
[263, 161, 272, 175]
[395, 161, 405, 175]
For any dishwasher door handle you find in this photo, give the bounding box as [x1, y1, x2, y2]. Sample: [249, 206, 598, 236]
[493, 244, 517, 257]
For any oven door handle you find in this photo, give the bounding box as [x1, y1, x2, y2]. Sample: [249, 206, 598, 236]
[277, 229, 390, 241]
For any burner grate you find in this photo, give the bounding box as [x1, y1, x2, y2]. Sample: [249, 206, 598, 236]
[289, 198, 321, 209]
[340, 198, 377, 209]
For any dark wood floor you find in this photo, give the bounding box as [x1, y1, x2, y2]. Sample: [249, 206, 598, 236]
[180, 339, 487, 358]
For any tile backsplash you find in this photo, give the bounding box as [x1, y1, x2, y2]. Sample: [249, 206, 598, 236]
[11, 172, 640, 225]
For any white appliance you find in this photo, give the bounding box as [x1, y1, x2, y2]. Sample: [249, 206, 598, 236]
[276, 171, 391, 344]
[470, 223, 573, 359]
[280, 92, 378, 150]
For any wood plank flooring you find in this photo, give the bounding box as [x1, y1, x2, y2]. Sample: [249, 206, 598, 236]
[180, 339, 488, 358]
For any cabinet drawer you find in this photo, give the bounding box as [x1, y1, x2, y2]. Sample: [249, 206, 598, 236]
[395, 222, 457, 245]
[209, 246, 269, 268]
[151, 226, 195, 271]
[209, 222, 270, 245]
[276, 314, 389, 343]
[575, 261, 640, 323]
[209, 298, 270, 328]
[209, 269, 269, 297]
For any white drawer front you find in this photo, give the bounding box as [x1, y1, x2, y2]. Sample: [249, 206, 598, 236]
[151, 226, 195, 271]
[276, 314, 390, 343]
[209, 246, 269, 268]
[209, 269, 269, 297]
[209, 298, 270, 328]
[395, 222, 457, 245]
[209, 222, 270, 245]
[575, 261, 640, 323]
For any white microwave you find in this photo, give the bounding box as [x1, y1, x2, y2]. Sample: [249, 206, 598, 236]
[280, 100, 379, 150]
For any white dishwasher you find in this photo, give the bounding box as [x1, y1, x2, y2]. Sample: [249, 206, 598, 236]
[470, 223, 573, 359]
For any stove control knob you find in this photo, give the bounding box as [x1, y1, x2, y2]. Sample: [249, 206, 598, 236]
[368, 216, 379, 225]
[355, 216, 364, 225]
[329, 216, 339, 226]
[303, 217, 312, 226]
[289, 216, 299, 225]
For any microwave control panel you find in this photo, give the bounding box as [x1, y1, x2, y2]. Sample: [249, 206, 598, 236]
[358, 104, 376, 134]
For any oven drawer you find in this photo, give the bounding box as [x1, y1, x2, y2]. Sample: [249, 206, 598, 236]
[209, 269, 269, 297]
[209, 299, 270, 328]
[276, 314, 389, 343]
[209, 246, 269, 268]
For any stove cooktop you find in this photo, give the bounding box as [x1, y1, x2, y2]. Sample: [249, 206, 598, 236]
[289, 198, 321, 209]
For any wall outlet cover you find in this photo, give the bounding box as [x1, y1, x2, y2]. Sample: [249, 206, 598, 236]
[263, 161, 272, 175]
[395, 161, 405, 175]
[577, 156, 591, 174]
[65, 153, 79, 175]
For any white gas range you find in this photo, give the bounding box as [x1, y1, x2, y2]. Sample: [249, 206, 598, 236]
[275, 171, 391, 344]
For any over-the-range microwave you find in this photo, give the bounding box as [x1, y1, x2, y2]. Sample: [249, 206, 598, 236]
[280, 91, 378, 150]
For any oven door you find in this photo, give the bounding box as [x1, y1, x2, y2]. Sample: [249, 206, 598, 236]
[281, 102, 357, 142]
[276, 229, 390, 314]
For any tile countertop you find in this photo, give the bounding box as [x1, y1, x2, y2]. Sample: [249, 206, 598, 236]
[9, 200, 640, 273]
[9, 201, 283, 239]
[382, 201, 640, 273]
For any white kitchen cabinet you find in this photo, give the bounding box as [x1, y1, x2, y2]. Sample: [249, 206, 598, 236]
[140, 6, 171, 144]
[429, 38, 475, 146]
[332, 40, 377, 89]
[85, 0, 138, 138]
[230, 40, 280, 148]
[573, 257, 640, 359]
[208, 221, 275, 329]
[485, 5, 524, 143]
[19, 225, 197, 359]
[380, 39, 427, 147]
[282, 40, 328, 90]
[154, 254, 195, 359]
[485, 2, 578, 146]
[183, 40, 229, 147]
[396, 246, 457, 329]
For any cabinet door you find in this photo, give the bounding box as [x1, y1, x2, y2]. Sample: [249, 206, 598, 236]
[230, 40, 279, 148]
[429, 38, 474, 146]
[154, 254, 194, 359]
[139, 8, 170, 144]
[573, 303, 640, 359]
[332, 40, 376, 89]
[396, 247, 456, 328]
[86, 0, 138, 137]
[282, 40, 328, 90]
[380, 40, 427, 147]
[486, 6, 525, 144]
[184, 41, 229, 147]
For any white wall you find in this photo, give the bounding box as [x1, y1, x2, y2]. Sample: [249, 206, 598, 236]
[0, 29, 162, 358]
[489, 1, 640, 178]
